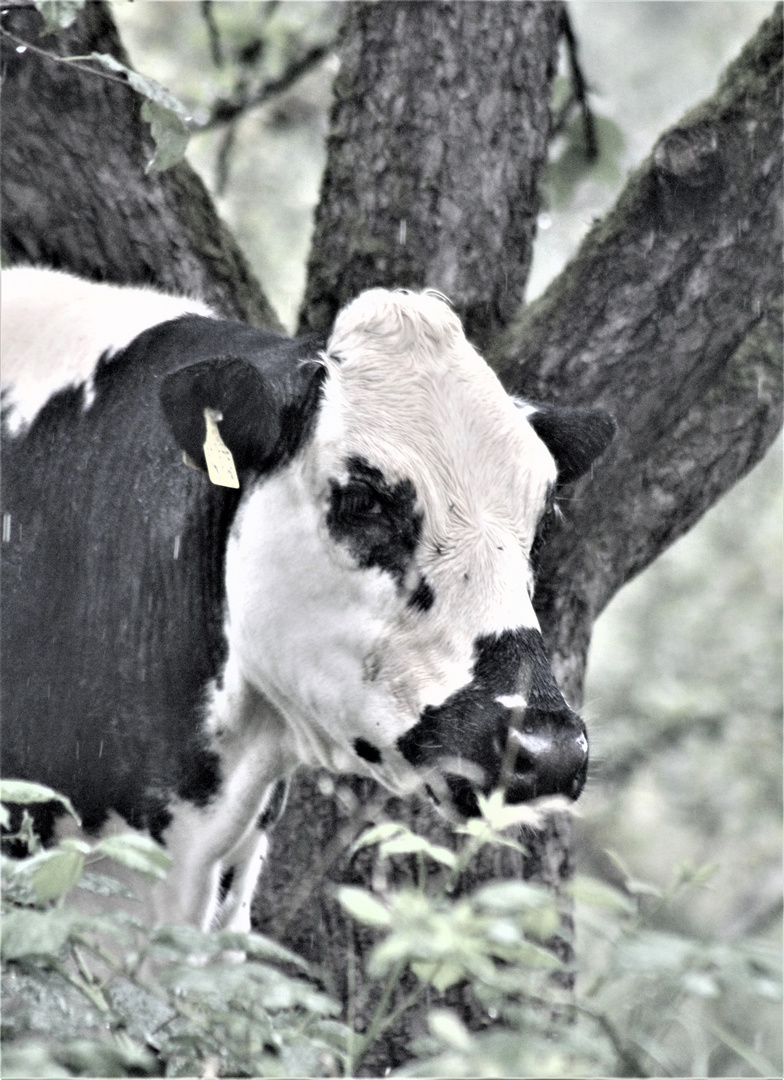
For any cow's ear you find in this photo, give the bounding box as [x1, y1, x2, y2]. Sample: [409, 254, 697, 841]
[521, 402, 616, 485]
[159, 354, 326, 475]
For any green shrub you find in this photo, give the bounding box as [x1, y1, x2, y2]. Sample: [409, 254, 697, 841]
[2, 782, 780, 1077]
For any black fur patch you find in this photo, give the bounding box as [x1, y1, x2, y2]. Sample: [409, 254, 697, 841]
[408, 576, 435, 612]
[326, 457, 422, 587]
[354, 738, 383, 764]
[397, 627, 584, 811]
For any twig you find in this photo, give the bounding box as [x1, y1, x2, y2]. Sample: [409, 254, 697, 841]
[200, 0, 223, 68]
[557, 7, 598, 161]
[200, 42, 332, 131]
[215, 121, 237, 196]
[0, 26, 132, 89]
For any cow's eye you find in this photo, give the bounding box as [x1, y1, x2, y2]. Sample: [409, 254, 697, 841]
[339, 483, 383, 519]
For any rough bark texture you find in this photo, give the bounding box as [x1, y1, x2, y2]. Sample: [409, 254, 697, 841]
[0, 1, 281, 328]
[299, 0, 562, 349]
[2, 0, 782, 1074]
[490, 7, 784, 700]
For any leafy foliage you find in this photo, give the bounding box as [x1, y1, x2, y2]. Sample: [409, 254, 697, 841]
[1, 782, 349, 1078]
[2, 781, 780, 1077]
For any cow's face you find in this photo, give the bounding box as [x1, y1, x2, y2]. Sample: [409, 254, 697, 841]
[162, 290, 614, 816]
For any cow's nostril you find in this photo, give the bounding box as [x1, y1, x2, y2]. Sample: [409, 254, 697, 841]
[504, 719, 589, 803]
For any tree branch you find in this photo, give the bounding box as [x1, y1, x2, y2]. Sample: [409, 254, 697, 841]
[199, 42, 333, 132]
[489, 6, 783, 700]
[0, 1, 281, 329]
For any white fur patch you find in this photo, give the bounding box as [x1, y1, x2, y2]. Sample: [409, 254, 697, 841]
[1, 267, 213, 434]
[496, 694, 528, 710]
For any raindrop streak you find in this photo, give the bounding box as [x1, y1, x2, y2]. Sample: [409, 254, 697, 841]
[173, 534, 181, 559]
[2, 513, 10, 543]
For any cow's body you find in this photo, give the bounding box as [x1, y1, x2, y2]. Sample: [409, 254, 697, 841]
[1, 268, 614, 930]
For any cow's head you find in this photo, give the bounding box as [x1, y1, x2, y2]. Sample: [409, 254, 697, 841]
[161, 291, 614, 816]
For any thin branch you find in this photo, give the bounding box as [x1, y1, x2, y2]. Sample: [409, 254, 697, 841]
[199, 42, 332, 131]
[0, 25, 131, 87]
[200, 0, 223, 68]
[214, 121, 237, 196]
[557, 6, 598, 160]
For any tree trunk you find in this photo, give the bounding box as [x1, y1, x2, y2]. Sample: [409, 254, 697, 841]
[2, 0, 781, 1073]
[299, 0, 563, 350]
[0, 1, 280, 328]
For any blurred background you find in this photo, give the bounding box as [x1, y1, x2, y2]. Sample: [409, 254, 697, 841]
[114, 0, 781, 1067]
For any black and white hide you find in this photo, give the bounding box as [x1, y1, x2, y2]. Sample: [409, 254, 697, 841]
[0, 267, 615, 931]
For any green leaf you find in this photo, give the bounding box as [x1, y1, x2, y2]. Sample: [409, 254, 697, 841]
[140, 100, 191, 174]
[33, 0, 85, 35]
[412, 960, 465, 992]
[545, 113, 626, 209]
[150, 923, 214, 956]
[1, 908, 78, 959]
[379, 833, 457, 867]
[428, 1008, 474, 1051]
[570, 875, 636, 915]
[335, 886, 391, 928]
[29, 848, 85, 901]
[0, 780, 81, 824]
[349, 821, 409, 855]
[94, 833, 170, 880]
[520, 904, 561, 942]
[217, 930, 311, 971]
[88, 53, 190, 118]
[86, 54, 192, 173]
[473, 880, 553, 913]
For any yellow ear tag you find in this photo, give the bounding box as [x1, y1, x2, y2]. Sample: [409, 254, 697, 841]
[202, 408, 239, 489]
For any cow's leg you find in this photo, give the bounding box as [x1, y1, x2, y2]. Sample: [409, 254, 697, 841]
[213, 828, 269, 932]
[213, 779, 289, 932]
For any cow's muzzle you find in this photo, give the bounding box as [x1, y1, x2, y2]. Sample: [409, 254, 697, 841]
[502, 705, 588, 802]
[442, 704, 588, 817]
[398, 628, 590, 818]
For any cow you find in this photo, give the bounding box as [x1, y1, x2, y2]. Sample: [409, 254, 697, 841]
[1, 267, 614, 931]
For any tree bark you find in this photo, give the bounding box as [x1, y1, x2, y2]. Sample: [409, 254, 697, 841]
[299, 0, 563, 350]
[0, 1, 281, 328]
[490, 6, 783, 700]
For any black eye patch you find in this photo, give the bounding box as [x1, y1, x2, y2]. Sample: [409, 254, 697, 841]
[327, 456, 422, 588]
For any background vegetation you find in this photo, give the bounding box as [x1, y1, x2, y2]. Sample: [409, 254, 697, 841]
[2, 2, 780, 1076]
